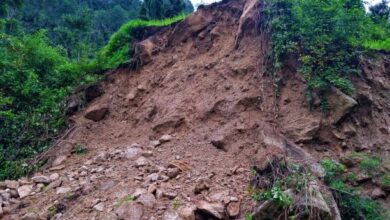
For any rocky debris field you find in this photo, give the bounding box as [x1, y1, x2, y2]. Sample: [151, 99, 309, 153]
[1, 0, 389, 219]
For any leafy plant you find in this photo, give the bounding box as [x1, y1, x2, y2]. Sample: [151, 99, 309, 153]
[72, 144, 87, 155]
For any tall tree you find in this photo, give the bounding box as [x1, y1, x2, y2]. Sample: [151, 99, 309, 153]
[139, 0, 194, 20]
[370, 0, 390, 23]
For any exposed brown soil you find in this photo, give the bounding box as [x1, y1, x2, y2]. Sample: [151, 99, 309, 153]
[2, 0, 389, 219]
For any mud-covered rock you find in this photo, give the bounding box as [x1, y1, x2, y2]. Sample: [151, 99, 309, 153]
[324, 87, 357, 124]
[84, 103, 109, 121]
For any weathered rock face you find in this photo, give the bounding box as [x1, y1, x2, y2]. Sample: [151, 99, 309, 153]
[84, 103, 109, 121]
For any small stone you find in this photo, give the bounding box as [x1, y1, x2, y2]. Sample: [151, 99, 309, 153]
[21, 212, 39, 220]
[93, 202, 105, 212]
[47, 180, 62, 190]
[162, 210, 180, 220]
[194, 178, 210, 194]
[5, 180, 19, 189]
[146, 173, 159, 182]
[9, 189, 18, 198]
[136, 193, 156, 208]
[126, 147, 141, 159]
[18, 185, 33, 198]
[135, 157, 149, 167]
[56, 187, 72, 194]
[227, 201, 240, 217]
[49, 173, 60, 181]
[210, 135, 225, 150]
[141, 151, 154, 157]
[148, 184, 157, 194]
[132, 188, 147, 199]
[159, 135, 173, 143]
[167, 168, 180, 179]
[163, 191, 177, 200]
[151, 140, 161, 148]
[156, 189, 164, 199]
[32, 175, 51, 184]
[371, 188, 386, 199]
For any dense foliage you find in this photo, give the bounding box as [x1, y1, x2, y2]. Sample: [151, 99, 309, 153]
[263, 0, 390, 105]
[0, 29, 96, 180]
[139, 0, 194, 20]
[0, 0, 192, 180]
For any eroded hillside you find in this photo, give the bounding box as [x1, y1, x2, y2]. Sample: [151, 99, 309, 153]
[0, 0, 389, 219]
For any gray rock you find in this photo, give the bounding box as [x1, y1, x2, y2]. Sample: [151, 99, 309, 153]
[371, 188, 386, 199]
[136, 193, 156, 208]
[21, 212, 40, 220]
[210, 136, 225, 150]
[196, 201, 225, 219]
[56, 187, 72, 194]
[178, 206, 196, 220]
[227, 201, 240, 217]
[5, 180, 19, 189]
[32, 175, 51, 184]
[194, 178, 210, 194]
[132, 188, 147, 199]
[159, 135, 173, 143]
[167, 168, 180, 179]
[49, 173, 60, 181]
[116, 202, 144, 220]
[93, 202, 105, 212]
[325, 87, 357, 124]
[17, 185, 33, 199]
[162, 210, 181, 220]
[126, 148, 141, 159]
[46, 180, 62, 191]
[52, 155, 68, 167]
[84, 103, 109, 121]
[135, 157, 149, 167]
[151, 140, 161, 148]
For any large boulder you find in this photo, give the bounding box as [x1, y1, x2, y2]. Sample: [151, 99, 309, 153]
[324, 87, 357, 124]
[84, 103, 109, 122]
[196, 201, 225, 219]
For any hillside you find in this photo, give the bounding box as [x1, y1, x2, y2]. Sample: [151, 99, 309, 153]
[0, 0, 389, 219]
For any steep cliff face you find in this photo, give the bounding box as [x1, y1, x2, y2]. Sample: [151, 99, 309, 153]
[1, 0, 389, 219]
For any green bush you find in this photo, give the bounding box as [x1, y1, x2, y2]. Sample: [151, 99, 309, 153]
[320, 159, 389, 220]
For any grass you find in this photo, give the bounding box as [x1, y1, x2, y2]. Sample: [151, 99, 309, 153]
[345, 152, 381, 175]
[380, 174, 390, 187]
[364, 38, 390, 51]
[97, 13, 187, 70]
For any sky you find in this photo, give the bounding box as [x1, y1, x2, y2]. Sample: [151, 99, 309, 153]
[190, 0, 388, 9]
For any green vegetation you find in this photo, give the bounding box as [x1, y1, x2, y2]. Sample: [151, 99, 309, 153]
[345, 151, 381, 175]
[0, 0, 193, 181]
[72, 144, 87, 155]
[380, 174, 390, 187]
[244, 213, 254, 220]
[0, 30, 95, 180]
[140, 0, 193, 20]
[263, 0, 390, 105]
[320, 159, 389, 220]
[96, 13, 187, 70]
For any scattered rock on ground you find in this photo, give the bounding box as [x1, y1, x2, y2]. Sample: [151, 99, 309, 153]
[371, 188, 386, 199]
[227, 201, 240, 217]
[136, 193, 156, 208]
[32, 175, 51, 184]
[17, 185, 33, 199]
[196, 200, 225, 219]
[116, 202, 144, 220]
[194, 178, 210, 194]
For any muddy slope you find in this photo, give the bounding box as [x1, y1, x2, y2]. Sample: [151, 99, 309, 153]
[1, 0, 389, 219]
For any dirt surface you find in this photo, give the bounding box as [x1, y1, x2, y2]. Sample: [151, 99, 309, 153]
[2, 0, 389, 219]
